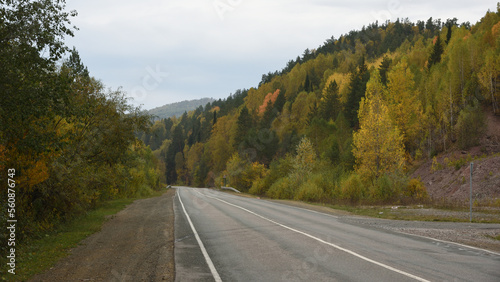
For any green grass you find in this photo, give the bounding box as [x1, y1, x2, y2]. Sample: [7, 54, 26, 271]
[321, 204, 500, 223]
[1, 189, 166, 281]
[487, 234, 500, 241]
[236, 190, 500, 223]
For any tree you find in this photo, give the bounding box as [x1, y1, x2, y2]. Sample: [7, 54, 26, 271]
[385, 60, 423, 152]
[479, 50, 500, 114]
[0, 0, 77, 167]
[428, 35, 444, 69]
[303, 73, 313, 92]
[259, 89, 280, 128]
[166, 125, 184, 183]
[208, 116, 235, 172]
[175, 151, 187, 184]
[64, 47, 90, 78]
[234, 106, 253, 148]
[318, 80, 341, 121]
[445, 23, 453, 44]
[379, 55, 392, 85]
[292, 137, 316, 178]
[346, 57, 370, 128]
[353, 72, 405, 180]
[274, 88, 286, 113]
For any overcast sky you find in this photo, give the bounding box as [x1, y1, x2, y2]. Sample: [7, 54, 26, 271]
[65, 0, 496, 110]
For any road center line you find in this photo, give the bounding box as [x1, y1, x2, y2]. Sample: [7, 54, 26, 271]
[205, 193, 430, 282]
[177, 189, 222, 282]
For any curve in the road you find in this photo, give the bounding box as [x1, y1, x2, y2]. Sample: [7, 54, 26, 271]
[204, 193, 430, 282]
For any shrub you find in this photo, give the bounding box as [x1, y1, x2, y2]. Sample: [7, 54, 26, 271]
[292, 137, 317, 176]
[406, 178, 428, 201]
[431, 156, 442, 172]
[369, 173, 406, 202]
[249, 177, 268, 195]
[225, 153, 267, 192]
[266, 177, 298, 199]
[455, 103, 486, 150]
[341, 173, 365, 203]
[249, 155, 293, 196]
[295, 176, 324, 202]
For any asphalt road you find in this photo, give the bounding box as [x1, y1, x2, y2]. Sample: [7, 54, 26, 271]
[174, 187, 500, 281]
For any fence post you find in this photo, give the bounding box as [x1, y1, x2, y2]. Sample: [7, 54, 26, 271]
[470, 162, 473, 223]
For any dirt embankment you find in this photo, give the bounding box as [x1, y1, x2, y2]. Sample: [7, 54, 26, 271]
[412, 110, 500, 205]
[30, 189, 176, 282]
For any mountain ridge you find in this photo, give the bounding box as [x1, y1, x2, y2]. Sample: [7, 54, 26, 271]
[147, 97, 215, 120]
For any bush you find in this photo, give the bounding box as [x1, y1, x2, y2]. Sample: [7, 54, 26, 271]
[406, 178, 428, 201]
[249, 177, 268, 195]
[341, 173, 365, 203]
[266, 177, 298, 199]
[369, 173, 406, 202]
[226, 153, 267, 192]
[295, 179, 324, 202]
[249, 155, 293, 196]
[455, 103, 486, 150]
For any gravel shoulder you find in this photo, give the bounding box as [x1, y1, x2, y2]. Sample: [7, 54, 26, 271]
[341, 216, 500, 253]
[30, 189, 176, 282]
[267, 197, 500, 253]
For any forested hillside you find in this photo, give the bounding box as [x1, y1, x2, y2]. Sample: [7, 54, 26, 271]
[142, 6, 500, 204]
[148, 98, 215, 120]
[0, 0, 162, 246]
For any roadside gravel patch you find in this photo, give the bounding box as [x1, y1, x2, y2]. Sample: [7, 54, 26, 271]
[341, 216, 500, 253]
[264, 196, 500, 253]
[30, 189, 175, 282]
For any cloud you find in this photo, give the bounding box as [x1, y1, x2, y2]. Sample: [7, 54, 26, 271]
[65, 0, 497, 109]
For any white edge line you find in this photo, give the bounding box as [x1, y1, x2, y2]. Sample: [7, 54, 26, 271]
[215, 189, 499, 256]
[177, 189, 222, 282]
[206, 194, 430, 282]
[263, 199, 339, 219]
[215, 188, 339, 219]
[395, 230, 500, 256]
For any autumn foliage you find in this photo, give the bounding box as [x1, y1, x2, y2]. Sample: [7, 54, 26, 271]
[140, 7, 500, 205]
[0, 1, 162, 247]
[258, 89, 280, 115]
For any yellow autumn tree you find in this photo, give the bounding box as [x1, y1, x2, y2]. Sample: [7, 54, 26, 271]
[479, 49, 500, 115]
[292, 136, 316, 177]
[353, 71, 405, 180]
[208, 115, 235, 172]
[385, 59, 424, 152]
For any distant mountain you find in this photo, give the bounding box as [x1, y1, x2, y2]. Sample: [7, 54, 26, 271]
[147, 98, 215, 120]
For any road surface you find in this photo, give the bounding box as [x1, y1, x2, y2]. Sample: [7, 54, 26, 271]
[174, 187, 500, 281]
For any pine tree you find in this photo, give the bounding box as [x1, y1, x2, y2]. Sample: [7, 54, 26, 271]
[445, 24, 452, 44]
[379, 56, 392, 86]
[274, 89, 286, 113]
[166, 126, 185, 184]
[318, 80, 341, 121]
[234, 107, 252, 148]
[428, 35, 444, 69]
[346, 57, 370, 128]
[304, 73, 313, 92]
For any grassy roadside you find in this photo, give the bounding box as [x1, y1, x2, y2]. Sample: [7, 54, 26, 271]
[1, 189, 167, 281]
[220, 189, 500, 224]
[326, 204, 500, 223]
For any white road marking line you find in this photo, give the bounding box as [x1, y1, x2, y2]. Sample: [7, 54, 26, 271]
[205, 194, 430, 282]
[396, 231, 500, 256]
[216, 188, 339, 219]
[177, 189, 222, 282]
[213, 188, 500, 257]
